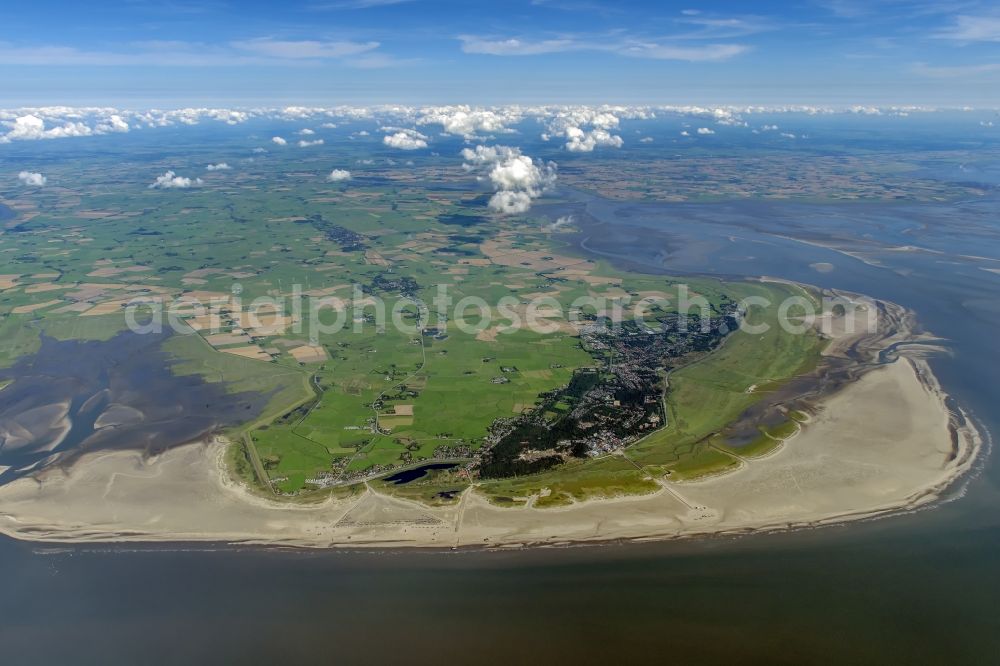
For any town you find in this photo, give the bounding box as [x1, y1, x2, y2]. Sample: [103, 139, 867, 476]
[477, 303, 740, 478]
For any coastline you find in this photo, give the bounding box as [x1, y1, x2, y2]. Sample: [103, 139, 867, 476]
[0, 294, 985, 550]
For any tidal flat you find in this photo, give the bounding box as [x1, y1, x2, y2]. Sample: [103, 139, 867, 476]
[0, 330, 274, 483]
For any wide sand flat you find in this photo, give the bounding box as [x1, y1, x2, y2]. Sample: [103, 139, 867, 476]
[0, 354, 980, 549]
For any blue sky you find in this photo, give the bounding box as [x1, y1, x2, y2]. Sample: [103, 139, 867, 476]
[2, 0, 999, 106]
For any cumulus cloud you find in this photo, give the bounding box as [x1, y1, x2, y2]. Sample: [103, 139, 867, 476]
[298, 138, 325, 147]
[670, 106, 744, 125]
[95, 114, 129, 133]
[488, 155, 555, 194]
[383, 129, 428, 150]
[298, 128, 315, 135]
[564, 126, 624, 152]
[206, 163, 231, 171]
[17, 171, 46, 186]
[272, 136, 287, 145]
[0, 104, 947, 147]
[2, 114, 93, 142]
[459, 144, 521, 167]
[696, 127, 715, 134]
[327, 169, 352, 181]
[488, 191, 533, 214]
[546, 109, 621, 133]
[546, 214, 574, 231]
[149, 171, 203, 189]
[639, 136, 654, 143]
[539, 108, 625, 152]
[461, 144, 556, 215]
[416, 106, 520, 138]
[0, 107, 348, 144]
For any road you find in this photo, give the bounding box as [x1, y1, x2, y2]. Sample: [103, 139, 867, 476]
[242, 433, 274, 495]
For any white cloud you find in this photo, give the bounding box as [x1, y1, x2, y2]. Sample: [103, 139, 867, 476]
[230, 38, 380, 59]
[696, 127, 715, 134]
[936, 15, 1000, 42]
[298, 139, 325, 147]
[0, 104, 952, 148]
[619, 42, 748, 61]
[17, 171, 46, 186]
[327, 169, 352, 181]
[417, 106, 521, 137]
[680, 130, 690, 136]
[317, 0, 416, 8]
[488, 155, 555, 194]
[206, 163, 231, 171]
[383, 129, 428, 150]
[488, 191, 533, 214]
[95, 114, 129, 133]
[2, 114, 93, 142]
[208, 109, 250, 124]
[462, 144, 556, 215]
[5, 114, 52, 140]
[538, 109, 625, 152]
[149, 171, 203, 189]
[458, 35, 748, 61]
[459, 37, 576, 56]
[460, 144, 521, 167]
[0, 39, 383, 67]
[272, 136, 287, 145]
[639, 136, 654, 143]
[914, 61, 1000, 77]
[675, 13, 776, 39]
[564, 126, 624, 152]
[299, 128, 315, 135]
[546, 215, 574, 231]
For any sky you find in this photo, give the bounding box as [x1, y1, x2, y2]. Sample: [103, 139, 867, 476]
[1, 0, 1000, 107]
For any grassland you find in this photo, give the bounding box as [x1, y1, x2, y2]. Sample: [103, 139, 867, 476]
[628, 281, 823, 475]
[477, 280, 826, 500]
[479, 455, 661, 507]
[0, 128, 827, 501]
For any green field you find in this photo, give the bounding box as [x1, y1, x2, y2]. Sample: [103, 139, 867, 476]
[478, 280, 826, 500]
[0, 134, 827, 501]
[629, 281, 823, 472]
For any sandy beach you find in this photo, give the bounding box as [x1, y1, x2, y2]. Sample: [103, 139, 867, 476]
[0, 293, 984, 550]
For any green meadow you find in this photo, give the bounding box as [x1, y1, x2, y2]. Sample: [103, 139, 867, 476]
[0, 133, 826, 500]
